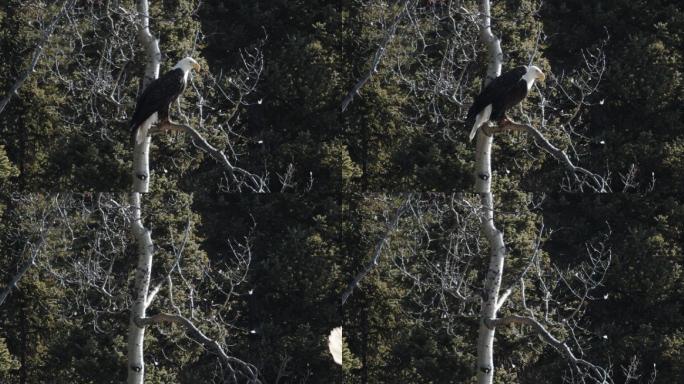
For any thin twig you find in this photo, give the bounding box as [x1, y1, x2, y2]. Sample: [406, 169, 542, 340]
[486, 315, 611, 383]
[150, 122, 268, 192]
[340, 0, 413, 112]
[341, 194, 412, 305]
[138, 313, 261, 383]
[0, 0, 74, 115]
[483, 121, 609, 192]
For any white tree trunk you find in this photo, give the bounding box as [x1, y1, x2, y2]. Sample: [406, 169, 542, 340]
[475, 193, 506, 384]
[127, 193, 154, 383]
[127, 0, 160, 382]
[132, 134, 152, 193]
[474, 0, 502, 194]
[474, 1, 504, 384]
[131, 0, 160, 193]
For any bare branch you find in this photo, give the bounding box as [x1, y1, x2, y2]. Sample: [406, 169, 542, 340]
[341, 194, 412, 305]
[138, 313, 261, 383]
[486, 315, 611, 384]
[341, 0, 413, 112]
[496, 221, 546, 311]
[150, 122, 268, 192]
[145, 219, 192, 308]
[482, 120, 610, 192]
[0, 240, 44, 306]
[0, 0, 74, 115]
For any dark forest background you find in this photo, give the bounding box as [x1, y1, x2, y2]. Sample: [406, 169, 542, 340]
[0, 0, 682, 383]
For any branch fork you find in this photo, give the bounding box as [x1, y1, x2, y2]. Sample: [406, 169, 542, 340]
[148, 121, 267, 192]
[480, 118, 609, 192]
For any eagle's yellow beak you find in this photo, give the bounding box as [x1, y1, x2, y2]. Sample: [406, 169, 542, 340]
[193, 63, 201, 72]
[538, 71, 546, 82]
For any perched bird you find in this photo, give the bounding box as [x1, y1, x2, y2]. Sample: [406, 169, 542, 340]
[328, 326, 342, 365]
[128, 57, 200, 144]
[466, 65, 545, 141]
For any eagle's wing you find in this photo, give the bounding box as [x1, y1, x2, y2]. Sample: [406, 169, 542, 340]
[466, 66, 526, 122]
[130, 70, 184, 126]
[129, 69, 185, 143]
[465, 66, 527, 136]
[465, 66, 527, 141]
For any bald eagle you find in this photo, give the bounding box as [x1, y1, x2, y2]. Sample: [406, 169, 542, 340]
[129, 57, 200, 144]
[466, 65, 545, 141]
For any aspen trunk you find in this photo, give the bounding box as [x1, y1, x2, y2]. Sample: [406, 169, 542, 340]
[474, 194, 506, 384]
[127, 193, 154, 383]
[127, 0, 160, 382]
[474, 1, 504, 383]
[131, 0, 160, 193]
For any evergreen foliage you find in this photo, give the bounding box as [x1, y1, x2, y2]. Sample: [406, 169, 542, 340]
[0, 0, 682, 383]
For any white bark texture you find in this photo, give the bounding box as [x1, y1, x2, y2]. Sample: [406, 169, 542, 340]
[131, 0, 160, 193]
[132, 134, 152, 193]
[127, 0, 159, 381]
[127, 192, 154, 383]
[474, 0, 502, 194]
[475, 193, 506, 384]
[475, 1, 504, 384]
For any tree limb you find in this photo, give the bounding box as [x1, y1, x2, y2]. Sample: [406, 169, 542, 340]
[482, 120, 609, 192]
[340, 0, 412, 112]
[138, 313, 261, 383]
[486, 315, 611, 383]
[341, 194, 411, 305]
[0, 242, 43, 306]
[0, 209, 50, 306]
[0, 0, 74, 115]
[150, 122, 267, 192]
[145, 219, 191, 308]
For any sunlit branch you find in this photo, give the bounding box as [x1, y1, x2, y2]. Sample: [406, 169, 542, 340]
[137, 313, 261, 383]
[482, 120, 609, 192]
[341, 194, 412, 305]
[486, 315, 611, 383]
[0, 0, 74, 115]
[341, 0, 413, 112]
[150, 122, 268, 192]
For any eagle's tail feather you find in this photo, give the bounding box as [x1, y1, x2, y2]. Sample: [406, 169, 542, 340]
[468, 104, 492, 142]
[130, 114, 156, 145]
[135, 125, 147, 145]
[468, 122, 480, 142]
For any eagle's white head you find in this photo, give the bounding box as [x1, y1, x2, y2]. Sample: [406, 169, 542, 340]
[173, 57, 201, 77]
[523, 65, 545, 90]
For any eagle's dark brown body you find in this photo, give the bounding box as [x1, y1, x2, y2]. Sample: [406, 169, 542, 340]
[466, 66, 536, 141]
[129, 68, 186, 144]
[466, 66, 528, 124]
